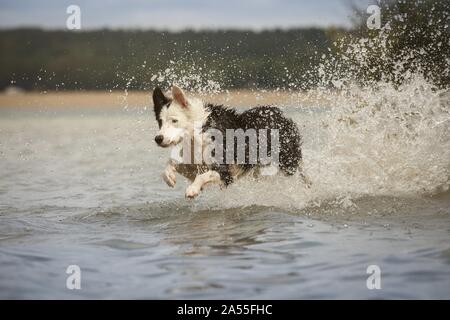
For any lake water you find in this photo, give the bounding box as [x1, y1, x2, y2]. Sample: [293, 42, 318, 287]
[0, 100, 449, 299]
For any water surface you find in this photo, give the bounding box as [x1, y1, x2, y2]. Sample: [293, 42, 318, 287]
[0, 105, 449, 299]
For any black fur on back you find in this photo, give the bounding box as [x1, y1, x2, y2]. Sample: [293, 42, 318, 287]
[202, 103, 302, 185]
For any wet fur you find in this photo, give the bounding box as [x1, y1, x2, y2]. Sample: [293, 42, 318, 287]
[153, 86, 303, 197]
[202, 104, 302, 185]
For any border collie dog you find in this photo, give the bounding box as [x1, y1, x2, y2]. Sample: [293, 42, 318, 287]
[153, 85, 303, 199]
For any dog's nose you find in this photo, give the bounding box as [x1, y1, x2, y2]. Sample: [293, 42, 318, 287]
[155, 135, 164, 145]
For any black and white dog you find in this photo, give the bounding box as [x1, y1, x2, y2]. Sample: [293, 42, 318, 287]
[153, 85, 304, 199]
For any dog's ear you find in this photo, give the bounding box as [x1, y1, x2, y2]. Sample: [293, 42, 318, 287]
[153, 87, 169, 117]
[172, 85, 189, 108]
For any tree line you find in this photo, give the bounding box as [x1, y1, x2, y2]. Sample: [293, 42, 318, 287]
[0, 0, 448, 91]
[0, 28, 336, 91]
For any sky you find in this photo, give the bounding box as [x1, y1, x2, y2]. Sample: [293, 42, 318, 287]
[0, 0, 373, 30]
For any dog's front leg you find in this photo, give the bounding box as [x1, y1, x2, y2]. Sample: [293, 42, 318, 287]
[162, 161, 177, 188]
[185, 170, 221, 199]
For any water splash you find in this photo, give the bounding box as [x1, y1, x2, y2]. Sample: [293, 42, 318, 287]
[130, 5, 450, 211]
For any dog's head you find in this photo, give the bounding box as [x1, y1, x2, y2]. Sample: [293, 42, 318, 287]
[152, 85, 195, 148]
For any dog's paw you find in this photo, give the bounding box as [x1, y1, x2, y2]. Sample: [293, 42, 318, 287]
[185, 184, 200, 199]
[162, 169, 176, 188]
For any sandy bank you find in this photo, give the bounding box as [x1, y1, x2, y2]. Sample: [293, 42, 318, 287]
[0, 90, 330, 109]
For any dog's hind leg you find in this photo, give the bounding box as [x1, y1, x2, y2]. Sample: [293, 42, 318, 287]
[297, 160, 312, 188]
[185, 170, 221, 199]
[299, 172, 312, 188]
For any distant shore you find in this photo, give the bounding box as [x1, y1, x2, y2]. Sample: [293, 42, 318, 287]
[0, 90, 331, 108]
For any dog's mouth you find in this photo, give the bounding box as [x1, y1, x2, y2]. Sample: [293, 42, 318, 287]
[156, 138, 183, 148]
[157, 142, 172, 148]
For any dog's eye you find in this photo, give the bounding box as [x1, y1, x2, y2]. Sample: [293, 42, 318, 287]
[171, 119, 178, 124]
